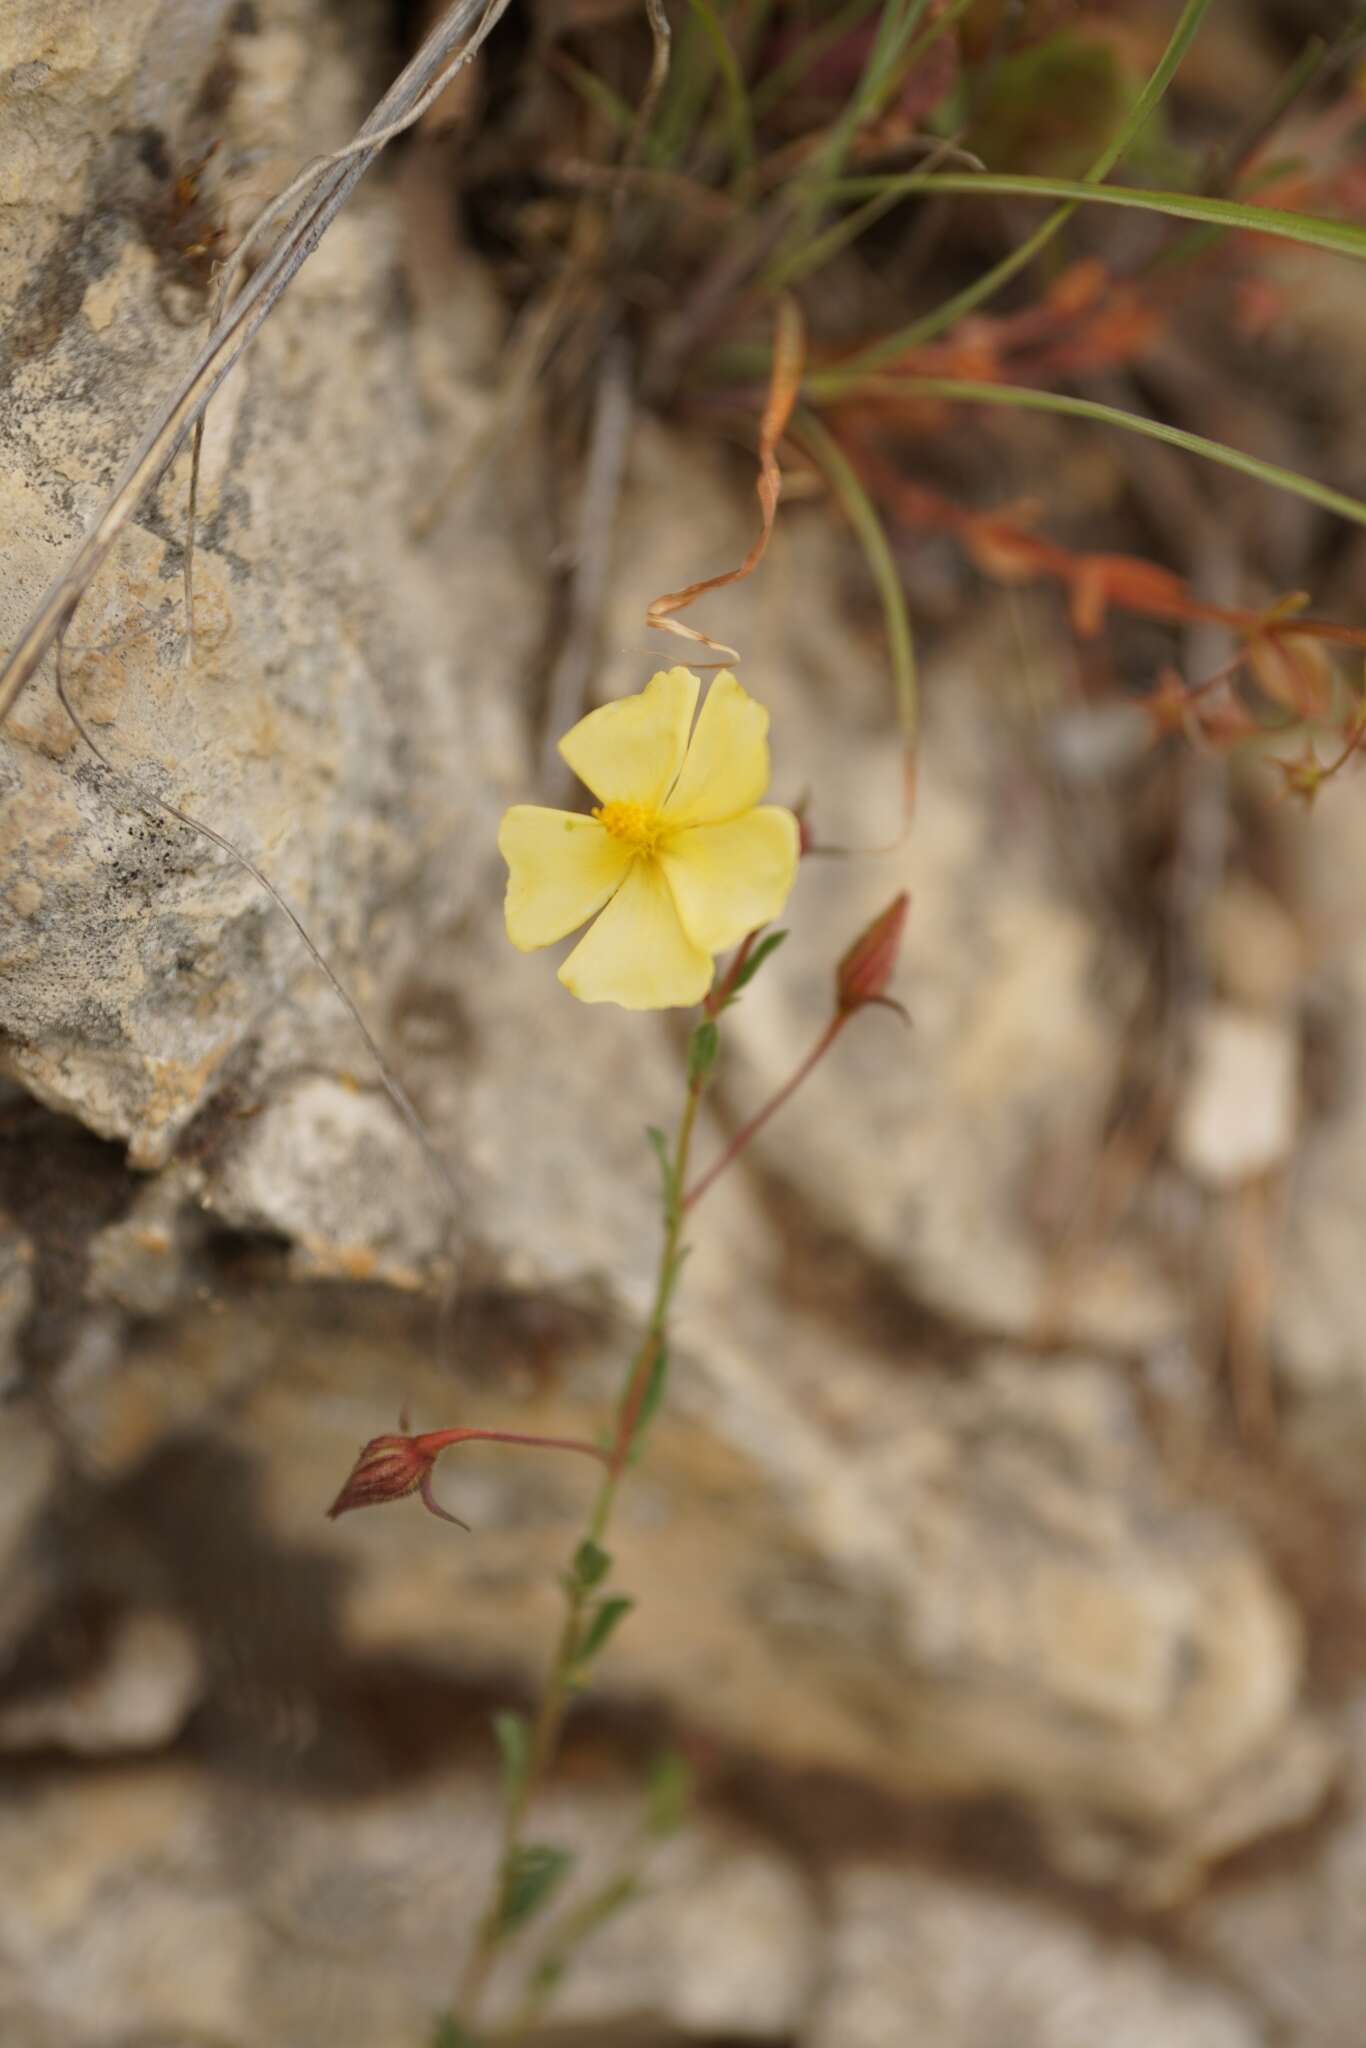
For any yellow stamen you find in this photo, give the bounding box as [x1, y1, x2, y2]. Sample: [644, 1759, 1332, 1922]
[594, 800, 665, 853]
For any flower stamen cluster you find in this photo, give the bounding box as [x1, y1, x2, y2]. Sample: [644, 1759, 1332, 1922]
[594, 800, 665, 854]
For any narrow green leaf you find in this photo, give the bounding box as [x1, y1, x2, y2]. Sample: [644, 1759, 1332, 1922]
[765, 186, 908, 292]
[793, 408, 918, 761]
[628, 1344, 670, 1461]
[520, 1873, 642, 2020]
[577, 1595, 635, 1666]
[498, 1844, 574, 1936]
[579, 1869, 640, 1927]
[750, 0, 882, 119]
[688, 0, 755, 193]
[573, 1538, 612, 1591]
[646, 1750, 694, 1836]
[826, 170, 1366, 265]
[552, 53, 636, 137]
[726, 929, 788, 1000]
[645, 1125, 673, 1205]
[687, 1019, 721, 1085]
[492, 1710, 531, 1807]
[808, 375, 1366, 532]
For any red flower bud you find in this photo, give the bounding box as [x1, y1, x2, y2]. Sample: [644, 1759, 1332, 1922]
[327, 1424, 608, 1530]
[837, 891, 910, 1019]
[327, 1433, 447, 1520]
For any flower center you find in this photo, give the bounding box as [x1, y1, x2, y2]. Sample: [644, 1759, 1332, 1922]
[594, 800, 665, 853]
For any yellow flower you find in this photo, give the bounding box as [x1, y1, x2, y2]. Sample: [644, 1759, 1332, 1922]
[499, 667, 799, 1008]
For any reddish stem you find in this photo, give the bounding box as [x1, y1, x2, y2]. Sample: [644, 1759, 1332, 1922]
[416, 1427, 609, 1463]
[705, 930, 758, 1017]
[683, 1013, 846, 1211]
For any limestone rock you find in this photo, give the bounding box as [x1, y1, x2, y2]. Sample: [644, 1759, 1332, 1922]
[0, 1212, 34, 1378]
[807, 1865, 1261, 2048]
[0, 1402, 58, 1649]
[1186, 1690, 1366, 2048]
[67, 1285, 1323, 1899]
[0, 0, 542, 1173]
[1264, 788, 1366, 1483]
[84, 1161, 199, 1318]
[1204, 876, 1305, 1012]
[1173, 1006, 1299, 1190]
[0, 1757, 814, 2046]
[0, 1607, 202, 1756]
[205, 1075, 448, 1289]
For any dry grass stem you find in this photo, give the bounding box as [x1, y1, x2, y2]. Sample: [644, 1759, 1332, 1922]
[0, 0, 508, 731]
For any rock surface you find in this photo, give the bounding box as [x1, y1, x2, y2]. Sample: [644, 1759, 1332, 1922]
[809, 1865, 1262, 2048]
[31, 1282, 1328, 1906]
[0, 1757, 815, 2047]
[0, 0, 541, 1176]
[1173, 1005, 1299, 1190]
[1185, 1690, 1366, 2048]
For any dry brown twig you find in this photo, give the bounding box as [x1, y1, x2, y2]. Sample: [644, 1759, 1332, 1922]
[0, 0, 507, 728]
[645, 295, 806, 660]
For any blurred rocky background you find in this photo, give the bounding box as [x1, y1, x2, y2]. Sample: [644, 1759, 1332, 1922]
[4, 0, 1366, 2042]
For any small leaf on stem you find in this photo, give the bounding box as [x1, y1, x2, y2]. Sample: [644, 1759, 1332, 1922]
[725, 928, 788, 1000]
[492, 1710, 531, 1807]
[577, 1595, 634, 1666]
[646, 1749, 694, 1836]
[627, 1343, 670, 1462]
[572, 1538, 612, 1590]
[499, 1844, 574, 1936]
[687, 1019, 721, 1084]
[645, 1124, 674, 1203]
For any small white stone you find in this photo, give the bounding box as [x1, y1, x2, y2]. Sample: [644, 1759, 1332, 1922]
[1175, 1005, 1299, 1189]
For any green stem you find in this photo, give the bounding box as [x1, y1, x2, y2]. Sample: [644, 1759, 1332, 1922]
[453, 1061, 708, 2031]
[793, 408, 918, 760]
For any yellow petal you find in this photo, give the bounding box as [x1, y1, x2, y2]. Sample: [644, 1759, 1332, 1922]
[660, 807, 800, 953]
[661, 670, 771, 827]
[558, 667, 700, 808]
[559, 859, 714, 1009]
[499, 806, 632, 951]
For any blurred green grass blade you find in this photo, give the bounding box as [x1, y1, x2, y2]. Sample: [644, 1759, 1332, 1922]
[793, 407, 918, 760]
[1072, 0, 1212, 186]
[899, 0, 975, 80]
[649, 3, 715, 168]
[827, 170, 1366, 263]
[764, 185, 907, 290]
[839, 0, 1214, 372]
[763, 0, 976, 290]
[553, 52, 637, 138]
[734, 0, 781, 72]
[788, 0, 934, 244]
[750, 0, 884, 119]
[808, 376, 1366, 531]
[690, 0, 755, 192]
